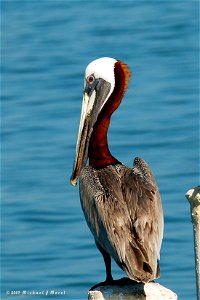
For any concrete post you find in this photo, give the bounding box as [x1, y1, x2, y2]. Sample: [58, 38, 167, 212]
[88, 281, 177, 300]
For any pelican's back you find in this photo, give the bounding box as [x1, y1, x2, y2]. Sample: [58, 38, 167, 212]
[79, 157, 163, 282]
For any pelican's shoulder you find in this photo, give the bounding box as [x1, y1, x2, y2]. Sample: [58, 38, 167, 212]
[80, 166, 105, 198]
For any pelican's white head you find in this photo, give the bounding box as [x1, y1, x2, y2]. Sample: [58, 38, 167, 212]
[85, 57, 117, 102]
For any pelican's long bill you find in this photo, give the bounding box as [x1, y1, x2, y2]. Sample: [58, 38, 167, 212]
[70, 78, 112, 186]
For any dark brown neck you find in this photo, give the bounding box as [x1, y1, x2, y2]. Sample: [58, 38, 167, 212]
[88, 61, 131, 169]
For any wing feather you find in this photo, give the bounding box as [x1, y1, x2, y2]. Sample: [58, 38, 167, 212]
[79, 158, 163, 282]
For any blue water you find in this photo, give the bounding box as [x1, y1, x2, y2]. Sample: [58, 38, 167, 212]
[1, 1, 199, 299]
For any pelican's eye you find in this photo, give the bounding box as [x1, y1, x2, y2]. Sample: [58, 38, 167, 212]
[87, 75, 95, 84]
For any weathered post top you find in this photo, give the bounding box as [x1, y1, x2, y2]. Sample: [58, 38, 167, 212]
[186, 187, 200, 210]
[88, 280, 177, 300]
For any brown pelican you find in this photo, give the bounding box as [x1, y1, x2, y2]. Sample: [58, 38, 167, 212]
[70, 57, 163, 283]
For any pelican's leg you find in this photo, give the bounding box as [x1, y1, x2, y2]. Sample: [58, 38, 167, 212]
[95, 240, 113, 283]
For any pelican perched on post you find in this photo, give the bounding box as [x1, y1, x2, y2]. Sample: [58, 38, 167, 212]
[70, 57, 163, 283]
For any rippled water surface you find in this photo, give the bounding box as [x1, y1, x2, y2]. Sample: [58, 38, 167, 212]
[2, 1, 199, 299]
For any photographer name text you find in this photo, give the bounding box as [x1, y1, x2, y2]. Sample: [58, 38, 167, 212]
[6, 290, 67, 296]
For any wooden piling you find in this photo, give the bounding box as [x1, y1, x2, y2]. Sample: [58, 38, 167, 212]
[186, 186, 200, 300]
